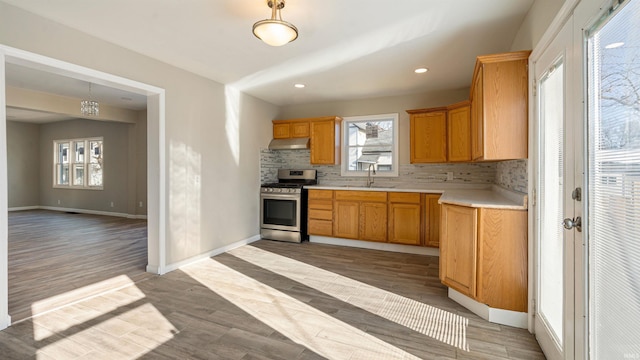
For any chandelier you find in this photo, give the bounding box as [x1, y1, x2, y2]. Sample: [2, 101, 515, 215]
[252, 0, 298, 46]
[81, 83, 99, 116]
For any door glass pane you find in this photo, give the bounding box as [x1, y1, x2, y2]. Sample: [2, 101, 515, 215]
[539, 60, 565, 345]
[588, 1, 640, 358]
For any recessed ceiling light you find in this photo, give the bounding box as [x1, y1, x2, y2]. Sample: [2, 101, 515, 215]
[121, 96, 133, 101]
[605, 42, 624, 49]
[294, 83, 305, 88]
[414, 68, 428, 74]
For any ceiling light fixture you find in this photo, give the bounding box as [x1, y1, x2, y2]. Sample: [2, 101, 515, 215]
[294, 83, 305, 88]
[415, 68, 429, 74]
[253, 0, 298, 47]
[81, 83, 99, 116]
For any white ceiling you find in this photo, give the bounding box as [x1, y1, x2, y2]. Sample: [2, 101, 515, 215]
[2, 0, 535, 108]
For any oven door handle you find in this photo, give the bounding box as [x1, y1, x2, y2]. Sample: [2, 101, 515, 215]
[260, 194, 301, 201]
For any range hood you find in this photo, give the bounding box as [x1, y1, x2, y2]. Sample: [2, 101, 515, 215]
[268, 137, 310, 150]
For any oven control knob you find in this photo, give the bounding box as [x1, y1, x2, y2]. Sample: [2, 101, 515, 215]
[267, 188, 273, 192]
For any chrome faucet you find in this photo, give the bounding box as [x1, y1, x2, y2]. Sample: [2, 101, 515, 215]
[367, 163, 376, 187]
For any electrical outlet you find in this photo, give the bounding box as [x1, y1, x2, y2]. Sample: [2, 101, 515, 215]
[447, 172, 454, 181]
[110, 201, 114, 207]
[139, 201, 143, 208]
[57, 199, 61, 205]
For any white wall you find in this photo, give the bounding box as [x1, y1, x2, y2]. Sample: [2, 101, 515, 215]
[0, 3, 277, 265]
[510, 0, 567, 51]
[6, 121, 39, 208]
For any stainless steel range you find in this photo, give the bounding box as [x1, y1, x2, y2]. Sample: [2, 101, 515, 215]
[260, 169, 317, 243]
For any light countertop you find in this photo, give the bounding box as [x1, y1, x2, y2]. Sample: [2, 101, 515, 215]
[304, 183, 527, 210]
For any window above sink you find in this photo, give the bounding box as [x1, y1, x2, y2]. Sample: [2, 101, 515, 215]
[341, 113, 399, 177]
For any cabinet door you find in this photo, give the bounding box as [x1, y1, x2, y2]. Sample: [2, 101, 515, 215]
[333, 201, 359, 239]
[273, 123, 291, 139]
[291, 122, 310, 138]
[482, 59, 528, 160]
[310, 120, 338, 165]
[471, 70, 484, 160]
[423, 194, 441, 248]
[476, 208, 528, 312]
[410, 111, 447, 163]
[447, 105, 471, 162]
[360, 202, 387, 242]
[388, 203, 422, 245]
[440, 204, 477, 297]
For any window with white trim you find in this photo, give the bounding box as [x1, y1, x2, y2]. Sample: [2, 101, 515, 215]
[54, 137, 103, 189]
[341, 113, 399, 177]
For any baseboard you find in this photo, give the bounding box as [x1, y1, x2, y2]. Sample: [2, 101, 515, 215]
[448, 288, 528, 329]
[10, 205, 146, 219]
[163, 234, 262, 273]
[8, 206, 39, 212]
[309, 236, 440, 256]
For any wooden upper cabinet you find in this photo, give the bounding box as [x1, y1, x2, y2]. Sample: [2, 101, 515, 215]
[471, 71, 484, 160]
[408, 108, 447, 163]
[310, 117, 342, 165]
[446, 101, 471, 162]
[272, 120, 309, 139]
[470, 50, 530, 161]
[273, 122, 291, 139]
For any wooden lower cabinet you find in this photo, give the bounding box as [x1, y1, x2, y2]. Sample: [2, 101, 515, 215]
[333, 190, 387, 241]
[423, 194, 441, 247]
[360, 202, 387, 242]
[308, 190, 334, 236]
[333, 201, 360, 239]
[440, 204, 478, 297]
[476, 208, 528, 312]
[308, 190, 442, 248]
[440, 204, 528, 312]
[388, 192, 421, 245]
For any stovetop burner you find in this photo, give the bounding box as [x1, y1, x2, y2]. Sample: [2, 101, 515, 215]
[261, 183, 305, 189]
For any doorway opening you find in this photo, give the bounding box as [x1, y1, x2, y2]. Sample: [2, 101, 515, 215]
[0, 45, 166, 329]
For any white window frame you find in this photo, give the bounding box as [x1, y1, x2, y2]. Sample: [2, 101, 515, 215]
[341, 113, 399, 177]
[53, 137, 104, 190]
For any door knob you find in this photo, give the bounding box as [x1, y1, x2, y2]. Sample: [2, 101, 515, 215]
[563, 216, 582, 232]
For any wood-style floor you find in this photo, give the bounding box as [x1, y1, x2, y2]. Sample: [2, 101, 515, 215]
[8, 210, 150, 322]
[1, 212, 545, 359]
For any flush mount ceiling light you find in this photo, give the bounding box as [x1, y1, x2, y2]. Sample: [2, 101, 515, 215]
[80, 83, 99, 116]
[414, 67, 429, 74]
[253, 0, 298, 46]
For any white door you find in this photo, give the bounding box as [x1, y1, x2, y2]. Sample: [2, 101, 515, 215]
[585, 0, 640, 357]
[533, 17, 578, 360]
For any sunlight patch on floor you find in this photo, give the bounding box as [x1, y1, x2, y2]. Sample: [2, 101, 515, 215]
[182, 258, 423, 359]
[29, 275, 140, 335]
[36, 302, 176, 359]
[229, 245, 469, 351]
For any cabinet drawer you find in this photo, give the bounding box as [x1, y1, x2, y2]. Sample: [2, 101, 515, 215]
[308, 219, 333, 236]
[308, 199, 333, 211]
[309, 209, 332, 221]
[388, 192, 421, 203]
[335, 190, 387, 202]
[309, 189, 333, 200]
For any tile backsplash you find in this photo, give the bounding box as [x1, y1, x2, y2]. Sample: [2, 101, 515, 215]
[495, 159, 528, 193]
[262, 149, 532, 190]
